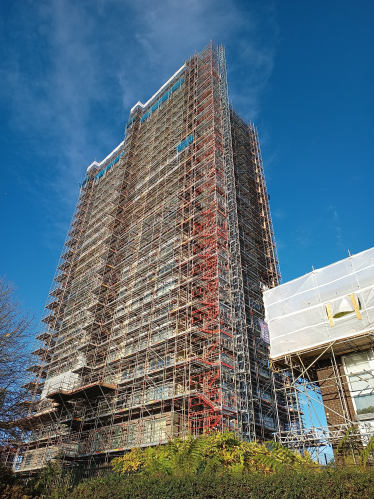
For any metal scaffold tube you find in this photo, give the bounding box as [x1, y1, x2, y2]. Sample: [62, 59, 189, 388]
[6, 42, 292, 475]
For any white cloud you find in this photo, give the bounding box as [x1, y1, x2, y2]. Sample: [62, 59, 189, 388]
[1, 0, 278, 246]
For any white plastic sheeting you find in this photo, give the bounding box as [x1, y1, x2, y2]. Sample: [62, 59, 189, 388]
[264, 247, 374, 360]
[41, 370, 80, 399]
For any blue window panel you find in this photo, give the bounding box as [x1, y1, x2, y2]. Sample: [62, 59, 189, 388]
[176, 134, 194, 152]
[139, 76, 184, 125]
[140, 111, 150, 123]
[94, 152, 124, 181]
[172, 76, 184, 92]
[125, 117, 134, 129]
[161, 90, 170, 103]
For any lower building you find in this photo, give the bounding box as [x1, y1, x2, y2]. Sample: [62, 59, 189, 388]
[264, 247, 374, 459]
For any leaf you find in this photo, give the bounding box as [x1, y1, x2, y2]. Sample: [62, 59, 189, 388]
[360, 434, 374, 469]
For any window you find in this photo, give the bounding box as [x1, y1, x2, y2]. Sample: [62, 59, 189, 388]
[132, 393, 141, 406]
[98, 400, 111, 415]
[155, 385, 169, 400]
[138, 337, 147, 350]
[263, 416, 274, 429]
[125, 424, 136, 445]
[124, 344, 133, 356]
[112, 428, 122, 448]
[23, 452, 33, 467]
[344, 351, 374, 395]
[121, 367, 132, 380]
[159, 262, 176, 275]
[222, 384, 236, 409]
[353, 393, 374, 415]
[158, 328, 168, 341]
[259, 368, 270, 378]
[144, 420, 153, 443]
[348, 373, 374, 392]
[261, 392, 272, 403]
[153, 418, 166, 441]
[221, 352, 234, 366]
[45, 448, 57, 462]
[92, 432, 102, 452]
[344, 352, 371, 375]
[143, 418, 166, 444]
[147, 387, 155, 401]
[343, 350, 374, 415]
[107, 350, 117, 363]
[156, 280, 175, 297]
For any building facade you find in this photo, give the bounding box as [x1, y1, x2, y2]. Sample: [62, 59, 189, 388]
[15, 43, 288, 472]
[264, 247, 374, 459]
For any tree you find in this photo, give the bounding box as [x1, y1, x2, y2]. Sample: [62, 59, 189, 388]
[0, 276, 33, 444]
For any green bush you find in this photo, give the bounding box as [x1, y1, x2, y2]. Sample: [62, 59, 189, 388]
[0, 465, 32, 499]
[112, 431, 317, 476]
[67, 468, 374, 499]
[4, 432, 373, 498]
[0, 457, 69, 499]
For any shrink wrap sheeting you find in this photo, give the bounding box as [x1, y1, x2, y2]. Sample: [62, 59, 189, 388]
[264, 247, 374, 359]
[41, 370, 80, 399]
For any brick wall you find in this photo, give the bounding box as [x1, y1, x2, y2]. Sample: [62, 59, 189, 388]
[315, 355, 355, 426]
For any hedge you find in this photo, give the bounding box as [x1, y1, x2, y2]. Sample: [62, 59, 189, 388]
[67, 468, 374, 499]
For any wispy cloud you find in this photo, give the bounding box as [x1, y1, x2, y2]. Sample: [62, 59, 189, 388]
[1, 0, 278, 248]
[273, 208, 286, 219]
[296, 228, 313, 249]
[330, 205, 344, 248]
[121, 0, 278, 120]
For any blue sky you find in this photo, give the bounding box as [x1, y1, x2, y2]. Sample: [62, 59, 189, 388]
[1, 0, 373, 330]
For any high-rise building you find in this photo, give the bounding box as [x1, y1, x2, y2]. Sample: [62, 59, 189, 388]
[14, 42, 292, 473]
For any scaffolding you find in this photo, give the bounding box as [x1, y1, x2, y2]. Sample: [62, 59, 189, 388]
[264, 248, 374, 462]
[269, 333, 374, 463]
[8, 42, 293, 473]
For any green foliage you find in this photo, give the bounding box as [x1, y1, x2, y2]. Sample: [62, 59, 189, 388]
[361, 435, 374, 470]
[1, 457, 73, 499]
[358, 406, 374, 415]
[0, 483, 32, 499]
[335, 426, 374, 468]
[0, 465, 32, 499]
[31, 454, 71, 499]
[112, 431, 318, 477]
[337, 426, 357, 455]
[4, 431, 374, 498]
[66, 467, 374, 499]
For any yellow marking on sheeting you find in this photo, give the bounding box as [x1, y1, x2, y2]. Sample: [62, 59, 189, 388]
[326, 303, 334, 327]
[350, 294, 362, 320]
